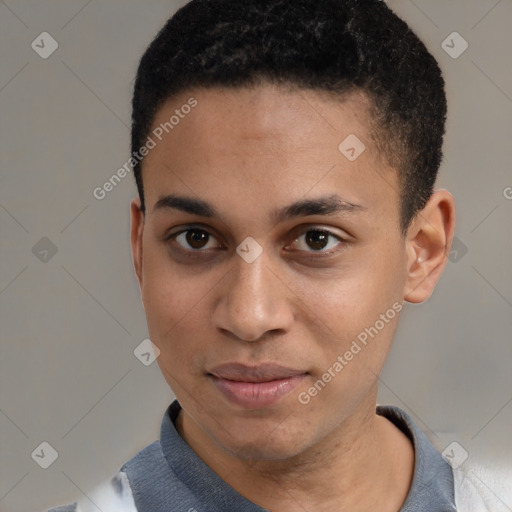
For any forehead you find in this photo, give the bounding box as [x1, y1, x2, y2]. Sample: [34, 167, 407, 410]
[151, 84, 375, 155]
[142, 84, 399, 227]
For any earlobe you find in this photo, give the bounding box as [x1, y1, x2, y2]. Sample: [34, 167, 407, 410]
[403, 190, 456, 303]
[130, 198, 145, 289]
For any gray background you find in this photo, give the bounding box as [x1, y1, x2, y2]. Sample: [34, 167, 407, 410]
[0, 1, 511, 511]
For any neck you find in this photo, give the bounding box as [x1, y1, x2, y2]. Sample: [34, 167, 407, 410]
[176, 390, 414, 512]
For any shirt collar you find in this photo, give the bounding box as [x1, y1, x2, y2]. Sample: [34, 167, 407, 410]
[160, 401, 456, 511]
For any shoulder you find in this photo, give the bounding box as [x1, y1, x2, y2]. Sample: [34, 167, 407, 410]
[453, 460, 512, 512]
[378, 405, 512, 511]
[46, 470, 136, 512]
[46, 440, 165, 512]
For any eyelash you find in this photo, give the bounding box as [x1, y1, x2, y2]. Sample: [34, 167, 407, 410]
[165, 226, 348, 259]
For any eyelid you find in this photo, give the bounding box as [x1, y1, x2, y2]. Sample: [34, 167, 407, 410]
[163, 224, 222, 249]
[294, 224, 346, 237]
[164, 224, 222, 242]
[164, 224, 350, 257]
[286, 226, 349, 255]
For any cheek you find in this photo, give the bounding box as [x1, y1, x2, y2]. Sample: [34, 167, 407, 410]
[293, 246, 405, 334]
[290, 241, 406, 391]
[297, 279, 402, 420]
[140, 242, 212, 362]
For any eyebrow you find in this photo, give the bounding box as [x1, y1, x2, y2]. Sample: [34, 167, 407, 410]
[152, 194, 366, 223]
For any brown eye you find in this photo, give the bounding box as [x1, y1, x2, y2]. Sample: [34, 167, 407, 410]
[293, 229, 341, 253]
[186, 230, 209, 249]
[305, 231, 329, 251]
[173, 229, 218, 250]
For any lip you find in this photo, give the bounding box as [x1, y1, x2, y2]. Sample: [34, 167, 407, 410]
[208, 363, 307, 409]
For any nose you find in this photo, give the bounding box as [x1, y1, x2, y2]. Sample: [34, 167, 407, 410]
[212, 253, 294, 342]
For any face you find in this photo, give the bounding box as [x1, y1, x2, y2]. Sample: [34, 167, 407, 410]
[131, 84, 412, 461]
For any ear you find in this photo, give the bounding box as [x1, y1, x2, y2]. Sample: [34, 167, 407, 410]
[130, 198, 145, 289]
[403, 189, 456, 303]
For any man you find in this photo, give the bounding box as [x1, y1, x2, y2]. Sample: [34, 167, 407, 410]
[47, 0, 497, 510]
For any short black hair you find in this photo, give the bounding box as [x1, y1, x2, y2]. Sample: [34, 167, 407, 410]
[132, 0, 447, 233]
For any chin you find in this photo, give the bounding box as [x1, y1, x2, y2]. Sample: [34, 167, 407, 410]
[213, 417, 312, 462]
[225, 438, 306, 462]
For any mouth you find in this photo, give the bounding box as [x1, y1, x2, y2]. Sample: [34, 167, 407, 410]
[208, 363, 308, 409]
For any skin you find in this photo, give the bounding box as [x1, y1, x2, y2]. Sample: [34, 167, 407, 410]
[130, 84, 456, 511]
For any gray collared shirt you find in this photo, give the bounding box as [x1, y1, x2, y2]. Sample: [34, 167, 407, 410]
[48, 401, 461, 511]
